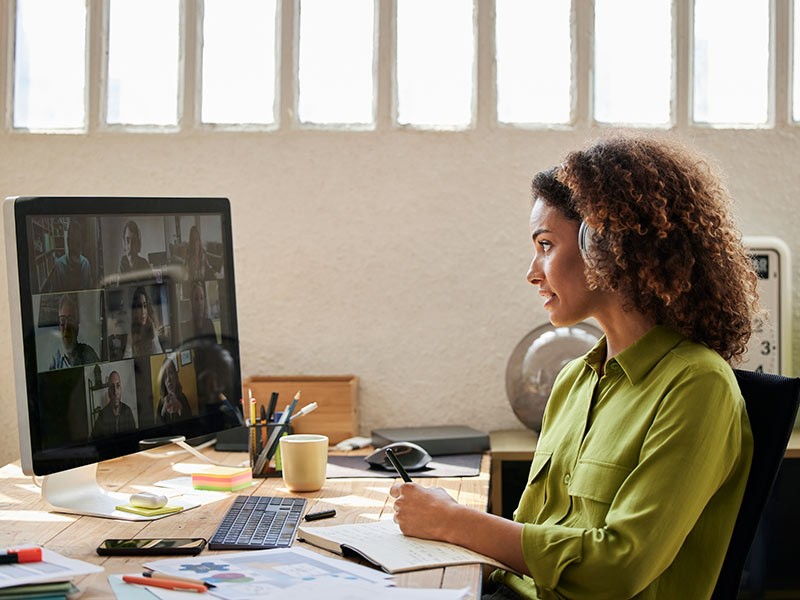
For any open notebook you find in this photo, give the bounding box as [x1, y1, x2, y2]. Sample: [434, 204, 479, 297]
[298, 519, 516, 575]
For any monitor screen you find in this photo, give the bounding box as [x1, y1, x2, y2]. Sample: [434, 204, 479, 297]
[5, 196, 243, 478]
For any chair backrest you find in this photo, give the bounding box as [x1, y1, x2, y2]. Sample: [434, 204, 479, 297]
[711, 369, 800, 600]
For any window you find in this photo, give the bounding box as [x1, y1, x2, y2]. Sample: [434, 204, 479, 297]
[297, 0, 375, 126]
[13, 0, 86, 130]
[594, 0, 671, 125]
[3, 0, 794, 132]
[396, 0, 475, 128]
[202, 0, 278, 126]
[107, 0, 180, 126]
[693, 0, 769, 125]
[495, 0, 571, 125]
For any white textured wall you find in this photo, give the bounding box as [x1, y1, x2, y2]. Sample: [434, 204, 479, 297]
[0, 127, 798, 465]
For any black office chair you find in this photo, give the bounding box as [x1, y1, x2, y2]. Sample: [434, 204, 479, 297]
[711, 369, 800, 600]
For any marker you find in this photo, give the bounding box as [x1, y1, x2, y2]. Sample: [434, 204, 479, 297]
[385, 448, 413, 483]
[248, 391, 256, 425]
[0, 547, 42, 564]
[266, 391, 279, 422]
[288, 402, 318, 424]
[123, 575, 206, 593]
[304, 508, 336, 521]
[143, 571, 216, 589]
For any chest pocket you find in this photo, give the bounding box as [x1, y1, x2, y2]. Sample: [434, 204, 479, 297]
[568, 459, 631, 504]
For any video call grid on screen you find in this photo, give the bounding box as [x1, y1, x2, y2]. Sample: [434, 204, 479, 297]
[11, 197, 242, 471]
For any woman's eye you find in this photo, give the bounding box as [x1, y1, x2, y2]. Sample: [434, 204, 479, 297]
[537, 240, 552, 251]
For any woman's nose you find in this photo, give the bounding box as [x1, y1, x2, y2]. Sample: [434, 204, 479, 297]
[527, 257, 542, 285]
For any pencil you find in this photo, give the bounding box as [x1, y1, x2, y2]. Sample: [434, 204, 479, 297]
[123, 575, 206, 593]
[249, 390, 257, 456]
[143, 571, 216, 589]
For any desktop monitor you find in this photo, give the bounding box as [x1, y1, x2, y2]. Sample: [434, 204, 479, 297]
[3, 196, 243, 520]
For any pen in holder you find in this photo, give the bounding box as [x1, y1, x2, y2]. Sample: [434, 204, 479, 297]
[249, 418, 293, 478]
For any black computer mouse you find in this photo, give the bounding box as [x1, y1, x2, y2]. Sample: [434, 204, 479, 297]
[365, 441, 432, 471]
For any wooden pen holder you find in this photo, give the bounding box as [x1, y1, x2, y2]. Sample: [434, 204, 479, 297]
[248, 421, 293, 478]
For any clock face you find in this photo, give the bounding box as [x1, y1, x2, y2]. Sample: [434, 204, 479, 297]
[739, 249, 782, 375]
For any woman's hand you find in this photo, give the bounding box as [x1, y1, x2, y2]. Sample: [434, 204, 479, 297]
[163, 393, 180, 415]
[390, 482, 529, 575]
[389, 483, 460, 542]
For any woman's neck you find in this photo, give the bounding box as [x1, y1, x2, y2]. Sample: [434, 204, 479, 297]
[597, 309, 656, 364]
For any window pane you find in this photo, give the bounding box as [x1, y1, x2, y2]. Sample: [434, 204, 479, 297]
[595, 0, 671, 125]
[14, 0, 86, 130]
[397, 0, 474, 128]
[298, 0, 375, 125]
[694, 0, 768, 125]
[496, 0, 570, 124]
[202, 0, 277, 125]
[107, 0, 180, 126]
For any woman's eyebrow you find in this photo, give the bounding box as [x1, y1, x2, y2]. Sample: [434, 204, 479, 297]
[531, 227, 551, 240]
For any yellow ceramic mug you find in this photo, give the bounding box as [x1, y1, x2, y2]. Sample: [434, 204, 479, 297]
[279, 434, 329, 492]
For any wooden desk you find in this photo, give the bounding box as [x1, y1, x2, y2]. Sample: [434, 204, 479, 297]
[490, 428, 800, 517]
[0, 448, 491, 598]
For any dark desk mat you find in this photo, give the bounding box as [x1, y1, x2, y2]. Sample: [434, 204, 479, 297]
[326, 453, 482, 478]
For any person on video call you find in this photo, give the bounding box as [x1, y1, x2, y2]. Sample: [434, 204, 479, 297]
[181, 280, 218, 342]
[122, 286, 163, 358]
[117, 220, 153, 279]
[48, 293, 100, 370]
[156, 356, 192, 424]
[390, 134, 759, 600]
[91, 370, 136, 438]
[185, 225, 215, 281]
[43, 218, 92, 292]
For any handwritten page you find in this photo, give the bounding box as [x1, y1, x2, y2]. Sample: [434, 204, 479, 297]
[298, 519, 512, 574]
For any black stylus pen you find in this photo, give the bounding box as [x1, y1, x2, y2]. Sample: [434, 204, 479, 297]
[304, 509, 337, 521]
[385, 448, 413, 482]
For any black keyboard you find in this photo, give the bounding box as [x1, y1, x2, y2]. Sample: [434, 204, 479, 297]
[208, 495, 307, 550]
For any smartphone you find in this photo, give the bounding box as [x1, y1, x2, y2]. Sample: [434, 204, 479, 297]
[96, 538, 207, 556]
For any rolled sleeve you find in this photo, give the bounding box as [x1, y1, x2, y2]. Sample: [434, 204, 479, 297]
[521, 523, 583, 592]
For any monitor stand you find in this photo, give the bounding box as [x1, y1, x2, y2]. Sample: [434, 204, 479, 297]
[138, 435, 229, 467]
[40, 463, 199, 521]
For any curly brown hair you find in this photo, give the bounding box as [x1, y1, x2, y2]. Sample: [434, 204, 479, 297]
[532, 133, 759, 362]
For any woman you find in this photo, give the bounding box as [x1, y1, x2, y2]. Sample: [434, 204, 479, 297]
[156, 356, 192, 424]
[123, 286, 163, 358]
[118, 220, 152, 278]
[182, 280, 217, 342]
[390, 134, 759, 600]
[186, 225, 214, 281]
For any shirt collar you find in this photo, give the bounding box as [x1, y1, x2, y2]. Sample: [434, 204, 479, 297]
[584, 325, 686, 385]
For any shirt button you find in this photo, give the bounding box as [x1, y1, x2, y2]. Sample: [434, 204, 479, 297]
[564, 473, 571, 485]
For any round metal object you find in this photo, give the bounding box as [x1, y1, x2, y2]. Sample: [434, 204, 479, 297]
[505, 322, 603, 431]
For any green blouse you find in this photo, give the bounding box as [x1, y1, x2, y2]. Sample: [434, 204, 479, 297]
[492, 325, 753, 599]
